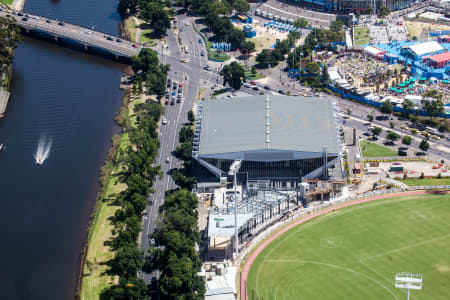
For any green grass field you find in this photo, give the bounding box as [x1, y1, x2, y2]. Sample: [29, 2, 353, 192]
[353, 26, 370, 46]
[361, 140, 397, 157]
[399, 177, 450, 186]
[0, 0, 13, 6]
[247, 194, 450, 300]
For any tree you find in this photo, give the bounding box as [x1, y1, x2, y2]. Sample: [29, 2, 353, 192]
[438, 123, 448, 133]
[305, 62, 320, 75]
[422, 99, 444, 122]
[141, 1, 171, 36]
[390, 121, 395, 129]
[117, 0, 139, 15]
[386, 131, 400, 143]
[367, 114, 374, 122]
[378, 6, 390, 18]
[380, 99, 394, 115]
[330, 20, 344, 32]
[101, 277, 148, 300]
[110, 246, 144, 278]
[256, 49, 275, 68]
[372, 127, 382, 137]
[321, 64, 329, 84]
[239, 40, 255, 55]
[419, 139, 430, 152]
[233, 0, 250, 14]
[402, 99, 414, 111]
[294, 17, 308, 28]
[187, 110, 195, 123]
[287, 31, 301, 47]
[402, 135, 411, 145]
[220, 62, 245, 90]
[179, 126, 194, 143]
[0, 16, 23, 75]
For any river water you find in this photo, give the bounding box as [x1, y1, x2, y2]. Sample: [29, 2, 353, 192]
[0, 0, 125, 299]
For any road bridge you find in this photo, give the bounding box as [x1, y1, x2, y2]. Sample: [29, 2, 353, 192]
[0, 10, 142, 60]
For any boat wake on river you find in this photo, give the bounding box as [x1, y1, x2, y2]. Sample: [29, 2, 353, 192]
[34, 135, 52, 165]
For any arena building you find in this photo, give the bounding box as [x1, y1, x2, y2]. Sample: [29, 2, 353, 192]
[193, 95, 342, 188]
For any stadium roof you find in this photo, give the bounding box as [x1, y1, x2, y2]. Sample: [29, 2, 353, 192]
[406, 41, 443, 56]
[427, 51, 450, 63]
[198, 95, 338, 156]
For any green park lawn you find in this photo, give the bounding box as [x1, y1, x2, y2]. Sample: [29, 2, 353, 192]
[360, 140, 397, 157]
[247, 194, 450, 300]
[353, 26, 370, 46]
[0, 0, 13, 6]
[399, 177, 450, 186]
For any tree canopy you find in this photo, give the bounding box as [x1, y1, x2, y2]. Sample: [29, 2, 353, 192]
[294, 17, 308, 28]
[0, 16, 23, 75]
[220, 62, 245, 90]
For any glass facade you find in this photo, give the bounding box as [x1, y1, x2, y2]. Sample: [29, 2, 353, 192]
[201, 156, 337, 181]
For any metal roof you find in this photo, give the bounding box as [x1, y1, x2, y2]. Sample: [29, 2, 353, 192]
[199, 95, 338, 156]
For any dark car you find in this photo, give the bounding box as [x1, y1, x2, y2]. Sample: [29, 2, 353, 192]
[18, 12, 23, 16]
[170, 100, 175, 105]
[106, 36, 113, 41]
[363, 132, 371, 136]
[46, 19, 52, 23]
[278, 89, 286, 95]
[415, 151, 426, 156]
[398, 150, 408, 156]
[22, 17, 28, 21]
[398, 147, 408, 151]
[58, 21, 65, 26]
[264, 85, 271, 90]
[116, 38, 122, 42]
[252, 86, 259, 91]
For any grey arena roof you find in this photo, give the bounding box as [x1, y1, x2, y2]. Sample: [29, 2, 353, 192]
[198, 95, 338, 156]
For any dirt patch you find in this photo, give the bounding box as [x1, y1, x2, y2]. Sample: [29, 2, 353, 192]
[436, 265, 450, 273]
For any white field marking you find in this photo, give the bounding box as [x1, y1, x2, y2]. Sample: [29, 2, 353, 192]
[360, 233, 450, 263]
[265, 259, 399, 300]
[253, 196, 424, 293]
[320, 236, 343, 248]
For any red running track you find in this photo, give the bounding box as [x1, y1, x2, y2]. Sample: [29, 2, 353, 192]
[239, 190, 450, 300]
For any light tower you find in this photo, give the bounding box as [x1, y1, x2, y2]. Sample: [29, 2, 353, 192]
[395, 273, 423, 300]
[228, 160, 242, 257]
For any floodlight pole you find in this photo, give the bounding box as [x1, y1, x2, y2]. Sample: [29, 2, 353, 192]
[229, 160, 242, 257]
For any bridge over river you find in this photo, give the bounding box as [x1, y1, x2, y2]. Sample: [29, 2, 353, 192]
[0, 9, 142, 59]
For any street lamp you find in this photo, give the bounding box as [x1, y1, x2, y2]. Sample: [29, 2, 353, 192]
[228, 160, 242, 256]
[395, 272, 423, 300]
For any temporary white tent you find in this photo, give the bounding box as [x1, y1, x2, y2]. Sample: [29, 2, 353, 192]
[406, 41, 443, 57]
[364, 45, 385, 57]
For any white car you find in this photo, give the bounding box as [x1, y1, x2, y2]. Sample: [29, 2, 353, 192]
[185, 22, 190, 26]
[162, 117, 167, 125]
[166, 157, 170, 163]
[85, 30, 92, 34]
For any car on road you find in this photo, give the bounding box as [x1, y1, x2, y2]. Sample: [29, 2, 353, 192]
[185, 22, 190, 26]
[165, 99, 169, 105]
[180, 59, 189, 63]
[177, 97, 182, 103]
[22, 17, 28, 21]
[170, 100, 175, 105]
[46, 19, 52, 23]
[252, 86, 259, 91]
[162, 117, 167, 125]
[415, 151, 426, 156]
[363, 122, 371, 126]
[172, 85, 177, 90]
[132, 43, 138, 48]
[17, 12, 23, 16]
[278, 89, 286, 95]
[58, 21, 65, 26]
[166, 157, 170, 163]
[172, 91, 176, 96]
[198, 38, 202, 43]
[200, 51, 205, 56]
[85, 30, 92, 34]
[203, 65, 210, 70]
[363, 132, 371, 136]
[179, 83, 183, 87]
[264, 85, 271, 90]
[250, 80, 256, 85]
[243, 83, 251, 88]
[106, 36, 113, 41]
[116, 38, 122, 42]
[148, 200, 153, 205]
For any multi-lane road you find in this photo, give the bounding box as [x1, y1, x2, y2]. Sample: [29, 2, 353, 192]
[139, 14, 211, 284]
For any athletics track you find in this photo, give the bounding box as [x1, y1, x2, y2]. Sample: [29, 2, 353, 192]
[239, 190, 450, 300]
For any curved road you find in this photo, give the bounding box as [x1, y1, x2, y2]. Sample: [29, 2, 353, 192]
[240, 190, 450, 300]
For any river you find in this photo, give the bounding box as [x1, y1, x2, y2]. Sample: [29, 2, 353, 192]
[0, 0, 125, 299]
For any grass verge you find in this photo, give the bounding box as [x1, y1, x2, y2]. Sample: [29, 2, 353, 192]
[360, 140, 397, 157]
[399, 177, 450, 186]
[353, 26, 369, 46]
